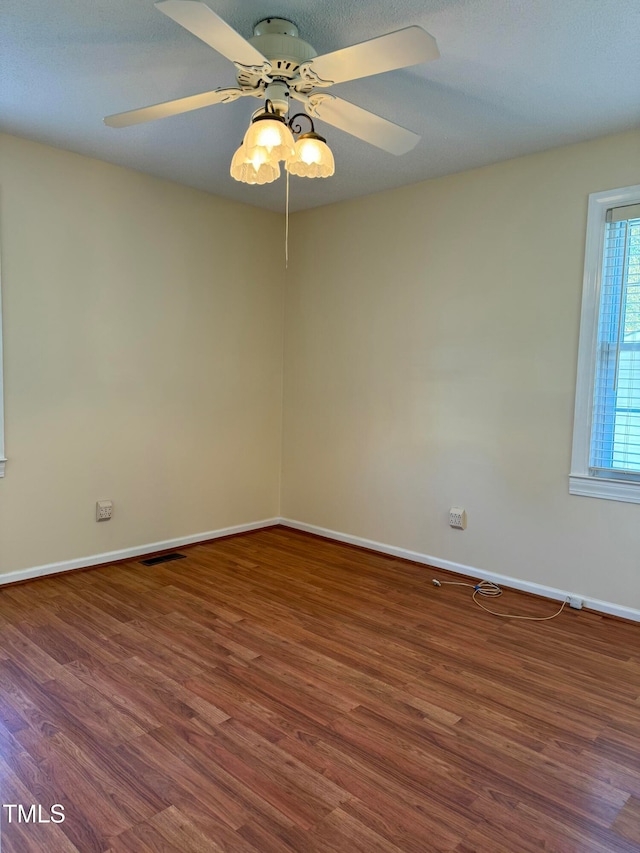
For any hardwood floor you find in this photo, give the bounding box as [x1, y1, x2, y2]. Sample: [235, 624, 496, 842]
[0, 526, 638, 851]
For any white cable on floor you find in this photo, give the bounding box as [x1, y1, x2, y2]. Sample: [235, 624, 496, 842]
[432, 578, 568, 621]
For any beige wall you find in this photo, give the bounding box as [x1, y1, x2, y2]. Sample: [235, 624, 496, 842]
[282, 129, 640, 610]
[2, 129, 639, 610]
[0, 134, 283, 574]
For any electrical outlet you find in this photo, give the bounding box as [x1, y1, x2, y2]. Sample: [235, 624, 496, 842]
[96, 500, 113, 522]
[568, 596, 583, 610]
[449, 507, 466, 529]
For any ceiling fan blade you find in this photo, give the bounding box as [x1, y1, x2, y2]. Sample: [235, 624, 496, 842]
[307, 96, 420, 155]
[307, 26, 438, 85]
[155, 0, 266, 66]
[104, 87, 244, 128]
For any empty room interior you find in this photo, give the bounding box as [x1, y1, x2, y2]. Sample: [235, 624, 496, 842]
[1, 0, 640, 850]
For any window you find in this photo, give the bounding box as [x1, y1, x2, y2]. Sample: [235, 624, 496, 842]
[570, 184, 640, 502]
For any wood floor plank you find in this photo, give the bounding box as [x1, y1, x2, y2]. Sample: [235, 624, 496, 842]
[280, 733, 470, 850]
[0, 526, 638, 851]
[116, 729, 250, 833]
[0, 757, 81, 853]
[611, 795, 640, 845]
[148, 718, 340, 831]
[306, 806, 406, 853]
[148, 805, 227, 851]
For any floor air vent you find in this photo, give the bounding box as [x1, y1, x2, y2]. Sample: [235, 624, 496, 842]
[140, 552, 186, 566]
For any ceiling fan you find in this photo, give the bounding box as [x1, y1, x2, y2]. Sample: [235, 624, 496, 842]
[104, 0, 439, 182]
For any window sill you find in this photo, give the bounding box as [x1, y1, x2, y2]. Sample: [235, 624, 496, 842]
[569, 474, 640, 504]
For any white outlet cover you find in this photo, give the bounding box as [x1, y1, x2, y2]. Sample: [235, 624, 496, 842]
[96, 500, 113, 521]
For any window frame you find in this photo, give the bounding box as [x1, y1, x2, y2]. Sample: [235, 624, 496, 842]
[570, 183, 640, 503]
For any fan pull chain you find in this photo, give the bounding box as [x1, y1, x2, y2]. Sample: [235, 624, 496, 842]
[285, 168, 290, 268]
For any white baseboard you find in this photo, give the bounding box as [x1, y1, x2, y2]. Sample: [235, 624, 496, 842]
[279, 518, 640, 624]
[0, 518, 280, 587]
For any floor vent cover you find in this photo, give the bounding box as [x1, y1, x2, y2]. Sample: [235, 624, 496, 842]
[140, 552, 186, 566]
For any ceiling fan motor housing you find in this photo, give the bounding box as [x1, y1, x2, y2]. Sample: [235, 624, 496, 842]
[246, 17, 317, 79]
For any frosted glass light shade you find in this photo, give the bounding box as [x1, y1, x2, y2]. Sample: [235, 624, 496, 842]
[286, 133, 335, 178]
[243, 116, 295, 163]
[230, 143, 280, 185]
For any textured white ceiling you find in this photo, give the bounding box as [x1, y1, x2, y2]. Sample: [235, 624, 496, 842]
[2, 0, 639, 212]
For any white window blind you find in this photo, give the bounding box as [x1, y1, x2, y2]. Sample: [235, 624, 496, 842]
[590, 205, 640, 478]
[570, 184, 640, 503]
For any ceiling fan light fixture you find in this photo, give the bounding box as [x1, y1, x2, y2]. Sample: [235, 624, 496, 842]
[286, 132, 335, 178]
[243, 103, 295, 162]
[230, 142, 280, 184]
